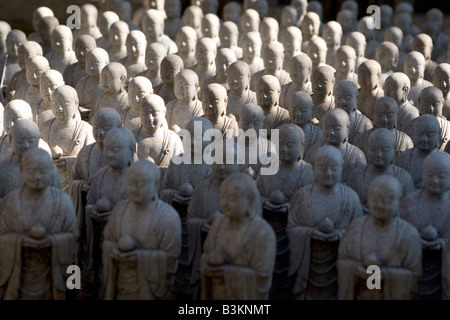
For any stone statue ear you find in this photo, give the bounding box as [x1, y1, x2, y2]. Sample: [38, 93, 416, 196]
[394, 54, 399, 67]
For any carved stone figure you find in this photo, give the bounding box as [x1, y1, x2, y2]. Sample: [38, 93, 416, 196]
[166, 69, 204, 133]
[288, 145, 363, 300]
[36, 69, 64, 130]
[347, 128, 414, 215]
[357, 16, 379, 60]
[93, 62, 128, 121]
[323, 21, 342, 67]
[226, 61, 257, 123]
[96, 11, 119, 51]
[72, 4, 102, 42]
[288, 91, 324, 161]
[182, 6, 203, 39]
[411, 33, 437, 83]
[240, 32, 264, 77]
[0, 148, 77, 299]
[63, 35, 96, 88]
[306, 37, 332, 72]
[201, 83, 238, 139]
[301, 12, 320, 52]
[123, 76, 152, 134]
[200, 173, 276, 300]
[141, 9, 177, 55]
[345, 31, 367, 72]
[432, 63, 450, 119]
[137, 42, 166, 88]
[1, 30, 27, 92]
[338, 174, 422, 299]
[154, 54, 184, 104]
[334, 45, 358, 87]
[357, 60, 384, 121]
[0, 119, 61, 200]
[83, 127, 136, 300]
[281, 26, 303, 71]
[311, 65, 335, 124]
[41, 85, 95, 194]
[395, 115, 441, 190]
[192, 37, 216, 94]
[22, 55, 50, 118]
[384, 26, 406, 71]
[337, 10, 356, 45]
[163, 0, 184, 40]
[333, 80, 372, 144]
[175, 26, 197, 69]
[103, 159, 181, 299]
[376, 41, 399, 89]
[354, 96, 413, 157]
[383, 72, 419, 133]
[122, 30, 147, 80]
[107, 21, 129, 63]
[223, 2, 242, 30]
[207, 48, 236, 91]
[75, 47, 109, 121]
[404, 51, 433, 106]
[201, 14, 221, 48]
[135, 94, 183, 167]
[281, 54, 312, 109]
[28, 7, 52, 44]
[46, 25, 77, 75]
[256, 124, 314, 299]
[219, 22, 242, 61]
[260, 17, 280, 50]
[37, 16, 59, 57]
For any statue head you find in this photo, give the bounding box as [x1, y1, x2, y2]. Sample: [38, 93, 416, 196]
[202, 83, 228, 122]
[223, 2, 242, 25]
[278, 123, 305, 163]
[80, 3, 98, 29]
[301, 12, 320, 40]
[11, 119, 40, 162]
[38, 16, 59, 46]
[201, 13, 220, 40]
[32, 7, 53, 32]
[52, 85, 79, 126]
[373, 96, 398, 130]
[195, 37, 216, 68]
[346, 31, 366, 58]
[98, 11, 119, 38]
[109, 20, 129, 48]
[228, 60, 251, 94]
[282, 26, 302, 58]
[306, 36, 327, 69]
[384, 27, 403, 48]
[241, 9, 260, 34]
[289, 91, 313, 127]
[103, 127, 136, 169]
[128, 76, 153, 112]
[126, 159, 160, 205]
[367, 128, 396, 169]
[433, 63, 450, 98]
[241, 32, 261, 62]
[412, 114, 441, 154]
[335, 45, 356, 76]
[411, 33, 433, 61]
[3, 99, 32, 134]
[384, 72, 410, 104]
[313, 145, 344, 188]
[85, 47, 109, 78]
[5, 29, 26, 60]
[376, 41, 399, 71]
[142, 9, 164, 42]
[323, 21, 342, 48]
[21, 148, 54, 192]
[25, 55, 50, 87]
[289, 54, 312, 87]
[140, 94, 167, 132]
[239, 103, 264, 132]
[160, 54, 184, 86]
[215, 48, 236, 80]
[368, 174, 402, 226]
[126, 30, 147, 61]
[260, 17, 279, 48]
[176, 26, 197, 57]
[100, 62, 127, 94]
[145, 42, 166, 75]
[182, 6, 203, 37]
[256, 74, 281, 110]
[50, 25, 73, 55]
[418, 86, 444, 117]
[334, 80, 358, 115]
[358, 59, 381, 92]
[311, 65, 335, 99]
[18, 41, 43, 70]
[219, 21, 239, 49]
[92, 107, 121, 148]
[404, 51, 426, 83]
[322, 108, 350, 147]
[74, 35, 96, 66]
[422, 152, 450, 196]
[174, 69, 200, 102]
[39, 69, 64, 108]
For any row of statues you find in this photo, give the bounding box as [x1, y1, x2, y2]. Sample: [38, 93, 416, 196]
[0, 0, 450, 300]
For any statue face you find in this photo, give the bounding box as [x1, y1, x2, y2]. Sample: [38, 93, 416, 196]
[323, 26, 341, 47]
[384, 81, 404, 103]
[335, 52, 355, 75]
[368, 136, 395, 168]
[282, 34, 300, 58]
[202, 18, 219, 39]
[109, 25, 127, 47]
[436, 73, 450, 96]
[256, 80, 279, 109]
[289, 102, 311, 127]
[26, 62, 46, 87]
[145, 48, 164, 73]
[196, 42, 215, 67]
[322, 116, 348, 146]
[86, 53, 107, 78]
[404, 56, 424, 82]
[422, 162, 450, 196]
[241, 14, 258, 33]
[220, 184, 249, 220]
[279, 131, 302, 164]
[202, 90, 227, 119]
[228, 65, 249, 93]
[373, 104, 397, 129]
[290, 59, 310, 85]
[219, 27, 235, 48]
[174, 76, 197, 102]
[335, 89, 357, 114]
[128, 82, 151, 110]
[51, 30, 72, 54]
[262, 49, 283, 74]
[161, 60, 182, 86]
[126, 170, 157, 204]
[104, 138, 132, 169]
[419, 93, 443, 117]
[52, 92, 77, 125]
[141, 102, 166, 131]
[93, 116, 117, 145]
[101, 68, 124, 94]
[4, 107, 31, 134]
[369, 186, 398, 225]
[379, 49, 398, 70]
[12, 130, 39, 160]
[311, 72, 333, 97]
[314, 155, 342, 188]
[307, 43, 325, 67]
[216, 53, 234, 79]
[358, 66, 379, 91]
[143, 17, 164, 41]
[301, 17, 316, 39]
[242, 37, 260, 61]
[413, 123, 439, 153]
[75, 40, 92, 64]
[176, 30, 195, 56]
[22, 156, 54, 191]
[239, 110, 263, 131]
[6, 34, 23, 59]
[126, 35, 146, 60]
[39, 73, 63, 107]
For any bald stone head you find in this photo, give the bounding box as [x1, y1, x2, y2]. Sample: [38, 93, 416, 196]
[376, 41, 399, 71]
[289, 91, 313, 127]
[289, 54, 312, 86]
[38, 16, 59, 46]
[239, 103, 264, 132]
[176, 26, 197, 58]
[74, 35, 96, 65]
[281, 6, 298, 28]
[368, 128, 396, 168]
[126, 159, 160, 204]
[103, 127, 136, 169]
[433, 63, 450, 97]
[182, 6, 203, 36]
[373, 96, 398, 129]
[18, 41, 43, 70]
[279, 123, 305, 162]
[223, 2, 242, 25]
[51, 25, 73, 55]
[384, 72, 410, 104]
[6, 30, 27, 60]
[109, 20, 129, 49]
[418, 86, 444, 117]
[358, 59, 381, 92]
[196, 37, 217, 68]
[335, 45, 356, 76]
[256, 74, 281, 110]
[346, 31, 366, 58]
[85, 47, 109, 78]
[228, 60, 251, 94]
[394, 13, 412, 36]
[368, 174, 402, 225]
[92, 107, 121, 147]
[220, 21, 239, 49]
[301, 12, 320, 40]
[216, 48, 236, 80]
[260, 17, 279, 48]
[322, 108, 350, 146]
[202, 83, 228, 120]
[142, 9, 164, 41]
[10, 118, 40, 162]
[422, 151, 450, 196]
[413, 114, 441, 153]
[404, 51, 426, 83]
[145, 42, 166, 74]
[126, 30, 147, 60]
[98, 11, 119, 38]
[337, 10, 355, 34]
[174, 69, 200, 102]
[185, 116, 213, 154]
[32, 7, 53, 32]
[4, 100, 33, 134]
[426, 8, 444, 29]
[25, 55, 50, 87]
[52, 85, 79, 125]
[306, 36, 327, 68]
[334, 80, 358, 114]
[201, 13, 220, 40]
[39, 69, 64, 107]
[311, 65, 335, 98]
[160, 54, 184, 86]
[241, 9, 260, 34]
[282, 26, 302, 58]
[128, 76, 153, 111]
[313, 145, 344, 187]
[80, 3, 99, 29]
[21, 148, 54, 191]
[140, 93, 167, 132]
[323, 21, 342, 48]
[242, 31, 261, 62]
[384, 27, 403, 48]
[412, 33, 433, 61]
[0, 21, 11, 54]
[101, 62, 127, 94]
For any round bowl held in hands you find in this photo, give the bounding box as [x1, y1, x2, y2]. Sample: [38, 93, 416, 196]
[363, 252, 379, 268]
[29, 224, 46, 239]
[118, 235, 136, 252]
[270, 190, 286, 204]
[318, 217, 334, 233]
[179, 182, 194, 197]
[51, 145, 63, 159]
[421, 225, 438, 241]
[96, 197, 112, 213]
